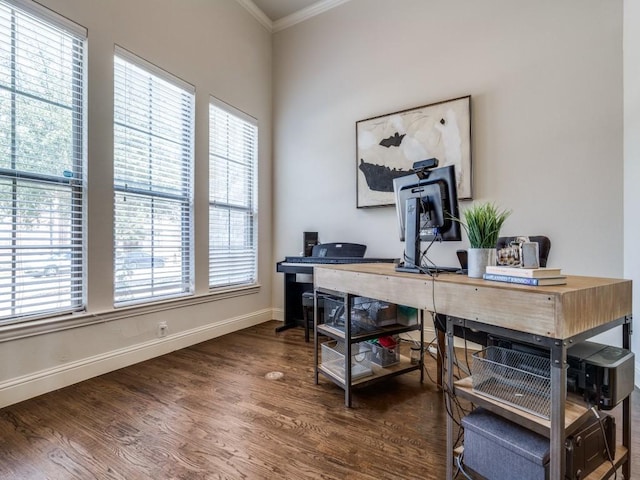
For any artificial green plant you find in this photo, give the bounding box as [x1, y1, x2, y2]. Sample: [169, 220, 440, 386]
[458, 202, 511, 248]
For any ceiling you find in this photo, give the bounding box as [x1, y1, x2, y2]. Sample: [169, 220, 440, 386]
[251, 0, 320, 22]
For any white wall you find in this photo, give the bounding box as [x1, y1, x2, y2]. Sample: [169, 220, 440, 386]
[0, 0, 273, 408]
[624, 0, 640, 385]
[272, 0, 625, 340]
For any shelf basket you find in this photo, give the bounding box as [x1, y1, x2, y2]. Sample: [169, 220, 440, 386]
[321, 340, 373, 381]
[471, 346, 551, 419]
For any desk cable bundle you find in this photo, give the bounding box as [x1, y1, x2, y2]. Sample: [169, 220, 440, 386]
[403, 246, 477, 475]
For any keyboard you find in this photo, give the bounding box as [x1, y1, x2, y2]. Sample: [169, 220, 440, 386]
[429, 265, 462, 273]
[283, 256, 397, 264]
[396, 262, 464, 274]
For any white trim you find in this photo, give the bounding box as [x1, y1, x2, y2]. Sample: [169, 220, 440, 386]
[272, 307, 284, 322]
[114, 45, 195, 94]
[0, 309, 272, 409]
[3, 0, 87, 37]
[235, 0, 272, 32]
[0, 284, 260, 343]
[210, 95, 257, 126]
[273, 0, 351, 33]
[235, 0, 352, 33]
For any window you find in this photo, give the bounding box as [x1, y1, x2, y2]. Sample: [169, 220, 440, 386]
[209, 98, 258, 288]
[0, 0, 86, 322]
[114, 47, 194, 305]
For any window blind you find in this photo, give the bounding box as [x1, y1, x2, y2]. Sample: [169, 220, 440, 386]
[0, 0, 86, 322]
[114, 47, 194, 306]
[209, 97, 257, 288]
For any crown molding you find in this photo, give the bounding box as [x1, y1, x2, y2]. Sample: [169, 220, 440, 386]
[236, 0, 352, 33]
[273, 0, 351, 32]
[235, 0, 273, 32]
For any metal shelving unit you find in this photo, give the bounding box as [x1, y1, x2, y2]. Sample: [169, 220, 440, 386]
[313, 288, 424, 407]
[446, 315, 632, 480]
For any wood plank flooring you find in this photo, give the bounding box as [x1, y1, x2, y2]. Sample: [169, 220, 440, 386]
[0, 321, 637, 479]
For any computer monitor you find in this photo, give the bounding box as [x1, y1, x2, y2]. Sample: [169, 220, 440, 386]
[393, 162, 461, 273]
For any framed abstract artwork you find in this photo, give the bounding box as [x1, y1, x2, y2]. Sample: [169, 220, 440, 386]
[355, 95, 472, 208]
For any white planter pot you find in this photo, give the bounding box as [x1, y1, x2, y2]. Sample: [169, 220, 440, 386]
[467, 248, 496, 278]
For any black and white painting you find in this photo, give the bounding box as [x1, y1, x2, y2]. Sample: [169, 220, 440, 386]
[356, 95, 472, 207]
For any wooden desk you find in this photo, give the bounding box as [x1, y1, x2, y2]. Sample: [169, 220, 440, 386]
[313, 263, 632, 480]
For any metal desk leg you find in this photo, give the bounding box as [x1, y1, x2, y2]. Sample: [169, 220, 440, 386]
[345, 293, 352, 408]
[550, 341, 567, 480]
[419, 310, 424, 383]
[313, 288, 319, 385]
[445, 316, 454, 480]
[436, 327, 445, 390]
[622, 319, 632, 479]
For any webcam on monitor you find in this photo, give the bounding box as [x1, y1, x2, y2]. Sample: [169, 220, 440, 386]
[412, 158, 439, 178]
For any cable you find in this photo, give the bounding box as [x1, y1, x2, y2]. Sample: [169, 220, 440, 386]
[419, 232, 439, 274]
[460, 326, 472, 377]
[455, 451, 474, 480]
[430, 311, 473, 438]
[404, 207, 473, 451]
[590, 407, 617, 480]
[405, 196, 443, 276]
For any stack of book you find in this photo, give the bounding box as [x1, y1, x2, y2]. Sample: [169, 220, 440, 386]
[483, 265, 567, 286]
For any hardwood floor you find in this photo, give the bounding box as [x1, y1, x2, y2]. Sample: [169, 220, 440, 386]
[0, 320, 637, 479]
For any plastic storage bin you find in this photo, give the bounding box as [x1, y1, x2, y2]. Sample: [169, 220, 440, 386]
[323, 296, 396, 334]
[321, 340, 372, 381]
[355, 297, 396, 326]
[397, 305, 418, 326]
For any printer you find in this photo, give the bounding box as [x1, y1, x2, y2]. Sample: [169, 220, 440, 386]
[566, 341, 635, 409]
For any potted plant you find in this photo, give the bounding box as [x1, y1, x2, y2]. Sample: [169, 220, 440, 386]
[457, 202, 511, 278]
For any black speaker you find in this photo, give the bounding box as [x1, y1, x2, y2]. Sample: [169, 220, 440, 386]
[303, 232, 318, 257]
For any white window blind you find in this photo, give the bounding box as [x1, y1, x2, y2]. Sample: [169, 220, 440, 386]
[114, 48, 194, 306]
[0, 0, 86, 322]
[209, 98, 257, 288]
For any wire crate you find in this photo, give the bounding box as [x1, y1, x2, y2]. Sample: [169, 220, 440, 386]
[370, 337, 400, 367]
[471, 346, 551, 419]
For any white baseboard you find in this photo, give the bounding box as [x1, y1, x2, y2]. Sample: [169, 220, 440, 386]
[272, 307, 284, 322]
[0, 309, 272, 409]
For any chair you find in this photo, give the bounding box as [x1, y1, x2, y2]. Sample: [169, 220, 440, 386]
[301, 243, 367, 342]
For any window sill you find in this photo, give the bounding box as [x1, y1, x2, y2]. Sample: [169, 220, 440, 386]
[0, 283, 261, 343]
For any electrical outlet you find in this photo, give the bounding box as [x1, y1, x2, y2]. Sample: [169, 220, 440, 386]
[157, 322, 168, 338]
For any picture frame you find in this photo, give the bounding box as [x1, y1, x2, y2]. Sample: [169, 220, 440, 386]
[355, 95, 472, 208]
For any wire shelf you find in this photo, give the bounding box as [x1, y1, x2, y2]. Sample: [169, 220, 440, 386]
[471, 346, 551, 419]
